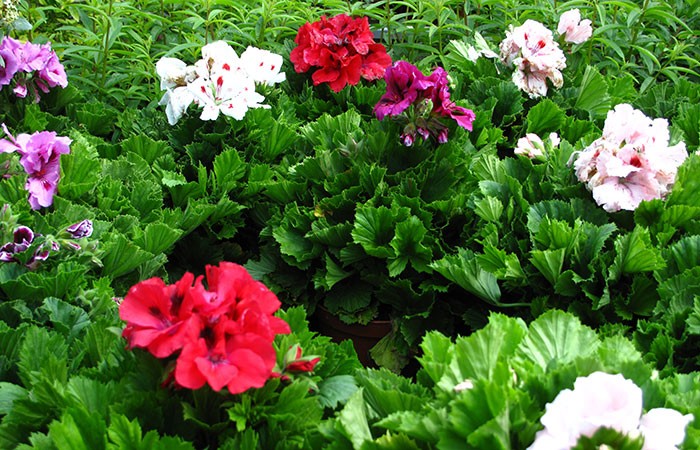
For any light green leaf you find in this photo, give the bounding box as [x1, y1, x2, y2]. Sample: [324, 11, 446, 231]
[389, 216, 432, 276]
[337, 388, 372, 449]
[134, 222, 183, 255]
[514, 310, 599, 373]
[473, 197, 503, 222]
[48, 407, 107, 450]
[40, 298, 90, 341]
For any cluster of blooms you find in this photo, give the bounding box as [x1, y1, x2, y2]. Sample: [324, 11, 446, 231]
[571, 104, 688, 212]
[0, 124, 71, 210]
[119, 262, 295, 393]
[514, 132, 560, 160]
[499, 19, 567, 98]
[0, 219, 92, 268]
[374, 60, 475, 146]
[529, 371, 693, 450]
[0, 36, 68, 102]
[290, 13, 392, 93]
[498, 9, 592, 98]
[156, 41, 286, 125]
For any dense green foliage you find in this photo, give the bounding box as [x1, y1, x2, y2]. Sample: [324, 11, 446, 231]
[0, 0, 699, 448]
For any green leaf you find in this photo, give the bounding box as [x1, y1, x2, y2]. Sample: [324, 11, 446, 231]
[317, 375, 358, 409]
[388, 216, 432, 276]
[0, 383, 27, 415]
[60, 131, 101, 199]
[40, 298, 90, 341]
[529, 248, 566, 285]
[417, 331, 455, 384]
[213, 148, 247, 194]
[431, 249, 502, 306]
[515, 310, 599, 373]
[574, 66, 611, 120]
[100, 233, 155, 278]
[121, 135, 172, 165]
[441, 314, 527, 390]
[473, 197, 503, 222]
[668, 154, 700, 208]
[352, 205, 399, 259]
[48, 407, 107, 450]
[526, 99, 566, 135]
[134, 222, 183, 255]
[337, 388, 372, 449]
[609, 227, 665, 280]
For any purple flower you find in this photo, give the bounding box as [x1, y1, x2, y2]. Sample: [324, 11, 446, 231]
[373, 60, 475, 146]
[0, 226, 37, 262]
[0, 37, 20, 86]
[374, 61, 433, 120]
[66, 219, 93, 239]
[0, 124, 72, 210]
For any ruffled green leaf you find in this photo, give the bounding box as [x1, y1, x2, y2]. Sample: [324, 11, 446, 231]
[352, 205, 402, 259]
[514, 310, 599, 373]
[526, 99, 566, 135]
[100, 233, 155, 278]
[134, 222, 182, 255]
[40, 298, 90, 341]
[530, 248, 566, 285]
[609, 227, 665, 280]
[431, 249, 501, 306]
[574, 66, 611, 120]
[388, 216, 432, 276]
[48, 407, 108, 450]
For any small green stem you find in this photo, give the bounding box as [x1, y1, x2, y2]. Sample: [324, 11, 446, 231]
[99, 0, 114, 91]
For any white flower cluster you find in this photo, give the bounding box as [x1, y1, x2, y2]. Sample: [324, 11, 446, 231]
[155, 41, 286, 125]
[571, 104, 688, 212]
[1, 0, 20, 26]
[529, 372, 693, 450]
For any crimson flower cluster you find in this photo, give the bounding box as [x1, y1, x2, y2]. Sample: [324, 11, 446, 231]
[290, 14, 392, 92]
[119, 262, 292, 394]
[374, 60, 476, 146]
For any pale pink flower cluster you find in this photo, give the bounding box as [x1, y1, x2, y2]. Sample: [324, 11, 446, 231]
[557, 9, 593, 44]
[529, 372, 693, 450]
[499, 20, 566, 98]
[155, 41, 286, 125]
[514, 132, 560, 160]
[0, 36, 68, 102]
[571, 104, 688, 212]
[0, 124, 71, 209]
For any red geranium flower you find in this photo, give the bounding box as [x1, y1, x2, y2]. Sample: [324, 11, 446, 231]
[290, 14, 391, 92]
[120, 262, 291, 394]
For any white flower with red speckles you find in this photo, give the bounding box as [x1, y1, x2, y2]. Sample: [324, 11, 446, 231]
[155, 41, 285, 125]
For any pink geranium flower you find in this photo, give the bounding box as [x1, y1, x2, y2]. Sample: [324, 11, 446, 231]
[570, 104, 688, 212]
[0, 124, 72, 210]
[499, 20, 566, 98]
[558, 9, 593, 44]
[0, 37, 67, 102]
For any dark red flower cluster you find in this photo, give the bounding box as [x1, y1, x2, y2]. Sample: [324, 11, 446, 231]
[290, 14, 392, 92]
[119, 262, 291, 394]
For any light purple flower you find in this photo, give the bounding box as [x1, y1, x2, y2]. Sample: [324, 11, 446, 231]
[0, 37, 67, 101]
[0, 124, 72, 210]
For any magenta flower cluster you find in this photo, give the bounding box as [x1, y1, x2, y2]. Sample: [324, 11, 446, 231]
[374, 60, 475, 146]
[0, 124, 71, 210]
[0, 36, 68, 102]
